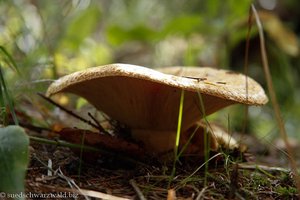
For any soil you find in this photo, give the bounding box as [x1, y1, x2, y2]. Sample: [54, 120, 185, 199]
[24, 130, 299, 200]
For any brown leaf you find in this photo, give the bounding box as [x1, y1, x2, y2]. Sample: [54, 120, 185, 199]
[58, 128, 145, 160]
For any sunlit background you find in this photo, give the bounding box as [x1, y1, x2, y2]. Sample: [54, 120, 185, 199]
[1, 0, 299, 144]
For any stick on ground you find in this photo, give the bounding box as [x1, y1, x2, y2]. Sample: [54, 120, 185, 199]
[37, 92, 109, 135]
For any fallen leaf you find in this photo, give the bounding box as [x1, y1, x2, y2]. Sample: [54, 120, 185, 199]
[58, 128, 145, 160]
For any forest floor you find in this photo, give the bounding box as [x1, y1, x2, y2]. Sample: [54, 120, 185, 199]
[16, 95, 298, 199]
[24, 125, 299, 200]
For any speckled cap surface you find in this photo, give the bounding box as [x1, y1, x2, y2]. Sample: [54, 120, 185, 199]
[47, 64, 268, 131]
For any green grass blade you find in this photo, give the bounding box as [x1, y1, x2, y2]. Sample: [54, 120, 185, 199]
[181, 153, 222, 185]
[175, 90, 185, 154]
[0, 66, 19, 125]
[0, 81, 7, 124]
[0, 46, 20, 75]
[169, 89, 185, 187]
[197, 91, 210, 186]
[177, 124, 200, 158]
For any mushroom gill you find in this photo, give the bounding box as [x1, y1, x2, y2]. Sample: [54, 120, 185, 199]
[46, 64, 268, 156]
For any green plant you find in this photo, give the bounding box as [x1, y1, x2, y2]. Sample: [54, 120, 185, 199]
[169, 89, 185, 187]
[0, 126, 29, 197]
[275, 186, 297, 197]
[0, 46, 20, 125]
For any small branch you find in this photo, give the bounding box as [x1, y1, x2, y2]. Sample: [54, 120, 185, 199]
[88, 112, 109, 135]
[195, 187, 207, 200]
[130, 179, 146, 200]
[37, 184, 131, 200]
[238, 163, 290, 174]
[241, 6, 253, 135]
[30, 136, 101, 152]
[19, 122, 54, 133]
[29, 136, 147, 167]
[37, 93, 109, 135]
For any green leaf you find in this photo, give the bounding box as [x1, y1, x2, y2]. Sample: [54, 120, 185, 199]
[62, 6, 102, 50]
[161, 15, 203, 37]
[0, 126, 29, 196]
[107, 24, 157, 46]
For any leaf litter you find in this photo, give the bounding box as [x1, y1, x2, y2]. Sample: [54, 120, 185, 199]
[14, 95, 298, 199]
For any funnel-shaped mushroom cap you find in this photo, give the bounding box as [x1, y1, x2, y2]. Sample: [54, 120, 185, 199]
[47, 64, 268, 132]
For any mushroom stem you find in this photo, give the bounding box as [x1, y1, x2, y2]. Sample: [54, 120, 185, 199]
[131, 121, 238, 158]
[131, 129, 177, 154]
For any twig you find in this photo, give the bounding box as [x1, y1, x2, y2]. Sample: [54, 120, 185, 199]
[130, 179, 146, 200]
[238, 163, 290, 174]
[32, 154, 89, 200]
[88, 112, 109, 134]
[241, 6, 252, 135]
[30, 136, 148, 167]
[37, 92, 109, 135]
[38, 184, 131, 200]
[181, 153, 223, 185]
[229, 163, 239, 199]
[30, 136, 106, 152]
[195, 187, 207, 200]
[57, 168, 90, 200]
[19, 122, 54, 133]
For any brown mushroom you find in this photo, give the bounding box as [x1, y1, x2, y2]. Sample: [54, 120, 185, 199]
[46, 64, 268, 156]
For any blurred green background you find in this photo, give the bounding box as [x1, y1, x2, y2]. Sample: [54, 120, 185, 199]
[1, 0, 299, 143]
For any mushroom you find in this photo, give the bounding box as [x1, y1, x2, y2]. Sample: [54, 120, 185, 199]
[46, 64, 268, 156]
